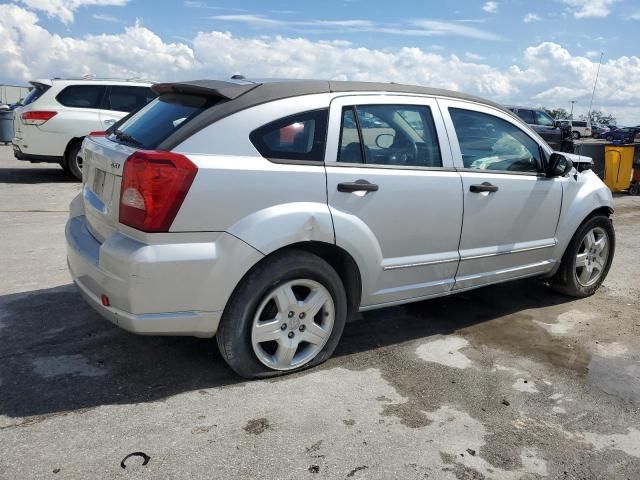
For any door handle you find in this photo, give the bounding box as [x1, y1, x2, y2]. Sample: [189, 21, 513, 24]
[103, 119, 116, 126]
[337, 180, 379, 193]
[469, 182, 498, 193]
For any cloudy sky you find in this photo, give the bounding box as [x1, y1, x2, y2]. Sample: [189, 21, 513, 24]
[1, 0, 639, 123]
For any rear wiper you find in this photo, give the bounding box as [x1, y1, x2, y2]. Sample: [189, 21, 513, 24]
[112, 129, 142, 147]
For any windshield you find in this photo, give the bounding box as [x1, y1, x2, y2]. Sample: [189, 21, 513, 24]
[110, 93, 219, 149]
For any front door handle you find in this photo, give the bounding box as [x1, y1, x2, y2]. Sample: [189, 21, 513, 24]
[337, 180, 379, 193]
[470, 182, 498, 193]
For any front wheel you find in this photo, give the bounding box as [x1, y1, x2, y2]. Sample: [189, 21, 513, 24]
[551, 215, 615, 297]
[216, 250, 348, 378]
[572, 131, 581, 140]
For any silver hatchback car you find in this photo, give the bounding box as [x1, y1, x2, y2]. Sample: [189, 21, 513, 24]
[66, 79, 615, 378]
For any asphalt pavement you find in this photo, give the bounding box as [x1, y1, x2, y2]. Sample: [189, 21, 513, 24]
[1, 145, 639, 479]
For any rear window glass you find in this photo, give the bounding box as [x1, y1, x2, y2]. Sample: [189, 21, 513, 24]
[249, 109, 329, 162]
[56, 85, 107, 109]
[107, 86, 156, 112]
[22, 85, 50, 106]
[110, 93, 217, 149]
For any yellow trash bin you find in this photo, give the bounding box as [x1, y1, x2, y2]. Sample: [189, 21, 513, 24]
[604, 145, 634, 192]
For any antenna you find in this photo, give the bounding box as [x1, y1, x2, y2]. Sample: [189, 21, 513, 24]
[588, 52, 604, 122]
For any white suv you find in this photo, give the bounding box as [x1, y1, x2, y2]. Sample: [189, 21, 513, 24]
[12, 78, 156, 179]
[66, 79, 614, 378]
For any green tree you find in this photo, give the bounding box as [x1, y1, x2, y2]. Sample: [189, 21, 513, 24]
[543, 107, 570, 120]
[588, 110, 616, 126]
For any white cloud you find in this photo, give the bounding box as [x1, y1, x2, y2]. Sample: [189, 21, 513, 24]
[1, 4, 639, 123]
[92, 13, 123, 23]
[210, 15, 500, 40]
[482, 1, 498, 13]
[465, 52, 485, 61]
[630, 11, 640, 20]
[17, 0, 129, 24]
[562, 0, 618, 18]
[523, 13, 542, 23]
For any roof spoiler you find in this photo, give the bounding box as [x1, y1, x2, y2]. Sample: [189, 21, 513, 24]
[151, 80, 259, 100]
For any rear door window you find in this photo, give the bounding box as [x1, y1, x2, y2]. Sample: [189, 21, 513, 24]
[338, 104, 442, 168]
[107, 86, 157, 112]
[516, 109, 535, 124]
[111, 93, 218, 149]
[56, 85, 107, 109]
[250, 109, 328, 162]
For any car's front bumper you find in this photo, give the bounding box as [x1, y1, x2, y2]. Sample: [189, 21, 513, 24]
[66, 215, 224, 337]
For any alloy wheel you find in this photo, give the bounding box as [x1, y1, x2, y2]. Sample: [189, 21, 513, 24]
[575, 227, 609, 287]
[251, 279, 335, 370]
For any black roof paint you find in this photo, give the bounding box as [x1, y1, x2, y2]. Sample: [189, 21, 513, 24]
[156, 79, 509, 150]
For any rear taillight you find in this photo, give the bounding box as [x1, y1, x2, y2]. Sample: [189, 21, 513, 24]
[119, 151, 197, 233]
[21, 111, 57, 126]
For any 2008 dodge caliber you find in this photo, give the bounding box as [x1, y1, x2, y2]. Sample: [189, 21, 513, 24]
[66, 79, 615, 378]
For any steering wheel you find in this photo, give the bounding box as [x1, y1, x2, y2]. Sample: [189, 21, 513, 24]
[389, 138, 419, 166]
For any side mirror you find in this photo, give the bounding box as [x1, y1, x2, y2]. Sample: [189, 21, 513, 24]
[548, 153, 573, 177]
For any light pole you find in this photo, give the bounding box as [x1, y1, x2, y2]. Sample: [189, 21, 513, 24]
[569, 100, 577, 119]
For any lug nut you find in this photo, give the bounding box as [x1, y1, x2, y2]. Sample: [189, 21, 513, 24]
[288, 332, 295, 338]
[299, 312, 306, 319]
[299, 325, 306, 332]
[281, 323, 287, 330]
[288, 311, 294, 318]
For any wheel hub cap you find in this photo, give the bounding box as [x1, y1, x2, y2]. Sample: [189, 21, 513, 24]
[575, 226, 609, 287]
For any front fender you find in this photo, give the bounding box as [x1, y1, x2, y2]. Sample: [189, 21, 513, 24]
[552, 170, 613, 261]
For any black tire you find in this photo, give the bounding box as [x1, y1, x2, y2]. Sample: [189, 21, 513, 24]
[551, 215, 615, 298]
[605, 135, 613, 142]
[59, 161, 70, 173]
[216, 250, 348, 379]
[572, 131, 580, 140]
[64, 142, 83, 181]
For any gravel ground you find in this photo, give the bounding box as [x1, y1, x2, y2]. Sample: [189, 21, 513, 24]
[1, 145, 639, 479]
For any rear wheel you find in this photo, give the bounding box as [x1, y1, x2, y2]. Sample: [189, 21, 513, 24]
[551, 215, 614, 297]
[63, 142, 83, 181]
[572, 131, 581, 140]
[216, 250, 348, 378]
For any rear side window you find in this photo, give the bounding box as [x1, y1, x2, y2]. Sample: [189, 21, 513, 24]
[516, 109, 535, 124]
[22, 86, 50, 106]
[250, 109, 328, 162]
[56, 85, 107, 109]
[573, 121, 587, 127]
[535, 111, 555, 127]
[111, 93, 218, 150]
[107, 86, 157, 112]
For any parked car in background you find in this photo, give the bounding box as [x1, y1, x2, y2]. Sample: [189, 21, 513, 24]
[12, 78, 156, 179]
[505, 106, 574, 152]
[604, 126, 640, 143]
[568, 120, 592, 139]
[591, 124, 610, 138]
[66, 79, 615, 378]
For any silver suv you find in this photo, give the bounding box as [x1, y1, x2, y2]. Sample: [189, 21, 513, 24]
[66, 79, 615, 378]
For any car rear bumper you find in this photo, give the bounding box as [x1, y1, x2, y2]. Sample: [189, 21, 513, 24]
[65, 215, 224, 337]
[12, 142, 63, 163]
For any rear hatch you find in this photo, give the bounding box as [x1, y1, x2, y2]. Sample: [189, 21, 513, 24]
[81, 90, 225, 242]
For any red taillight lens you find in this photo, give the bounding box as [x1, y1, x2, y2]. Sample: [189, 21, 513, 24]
[119, 151, 197, 233]
[21, 111, 57, 125]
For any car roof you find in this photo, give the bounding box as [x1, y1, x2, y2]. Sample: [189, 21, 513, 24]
[154, 78, 518, 150]
[152, 78, 508, 111]
[33, 78, 154, 87]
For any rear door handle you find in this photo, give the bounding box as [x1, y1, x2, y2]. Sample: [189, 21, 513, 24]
[337, 180, 379, 193]
[469, 182, 498, 193]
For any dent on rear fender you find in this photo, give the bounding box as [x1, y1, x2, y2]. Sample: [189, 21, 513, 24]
[226, 202, 335, 255]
